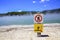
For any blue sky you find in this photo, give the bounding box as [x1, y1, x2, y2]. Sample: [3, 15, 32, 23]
[0, 0, 60, 13]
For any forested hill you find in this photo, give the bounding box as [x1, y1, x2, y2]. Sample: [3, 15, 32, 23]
[41, 8, 60, 13]
[0, 8, 60, 16]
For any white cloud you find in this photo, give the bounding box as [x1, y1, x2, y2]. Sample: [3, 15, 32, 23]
[40, 0, 50, 3]
[39, 0, 45, 3]
[41, 0, 45, 2]
[33, 1, 36, 3]
[18, 10, 22, 12]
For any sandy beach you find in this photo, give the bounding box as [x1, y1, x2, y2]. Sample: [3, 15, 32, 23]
[0, 23, 60, 40]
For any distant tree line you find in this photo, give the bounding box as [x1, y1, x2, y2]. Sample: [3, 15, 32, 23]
[0, 11, 37, 16]
[41, 8, 60, 13]
[0, 8, 60, 16]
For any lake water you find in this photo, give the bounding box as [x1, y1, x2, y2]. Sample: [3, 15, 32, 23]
[0, 13, 60, 26]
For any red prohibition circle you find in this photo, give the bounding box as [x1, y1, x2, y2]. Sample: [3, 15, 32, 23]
[35, 14, 42, 22]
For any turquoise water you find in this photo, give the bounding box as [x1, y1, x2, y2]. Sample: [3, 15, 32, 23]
[0, 13, 60, 26]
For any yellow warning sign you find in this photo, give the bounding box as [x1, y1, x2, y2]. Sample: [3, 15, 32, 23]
[34, 24, 43, 32]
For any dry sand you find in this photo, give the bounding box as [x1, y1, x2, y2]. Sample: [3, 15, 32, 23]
[0, 23, 60, 40]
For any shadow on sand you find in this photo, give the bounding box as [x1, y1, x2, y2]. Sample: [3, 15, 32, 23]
[37, 35, 49, 37]
[41, 35, 49, 37]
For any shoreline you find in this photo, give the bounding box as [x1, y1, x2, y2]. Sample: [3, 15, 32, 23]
[0, 23, 60, 28]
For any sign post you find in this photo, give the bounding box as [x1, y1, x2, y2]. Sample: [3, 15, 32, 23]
[34, 13, 43, 37]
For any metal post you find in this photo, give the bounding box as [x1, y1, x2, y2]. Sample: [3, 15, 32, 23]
[37, 32, 41, 37]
